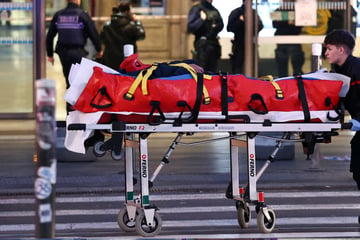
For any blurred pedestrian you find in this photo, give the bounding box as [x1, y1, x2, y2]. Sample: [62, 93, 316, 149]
[324, 29, 360, 191]
[46, 0, 102, 113]
[100, 1, 145, 70]
[227, 0, 263, 74]
[187, 0, 223, 73]
[0, 0, 11, 27]
[272, 2, 304, 77]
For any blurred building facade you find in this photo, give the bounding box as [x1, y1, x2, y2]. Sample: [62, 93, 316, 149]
[0, 0, 357, 119]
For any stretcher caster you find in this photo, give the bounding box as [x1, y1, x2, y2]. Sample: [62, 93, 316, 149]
[117, 207, 138, 232]
[236, 201, 251, 228]
[93, 141, 106, 157]
[256, 206, 276, 233]
[135, 209, 162, 237]
[111, 149, 124, 161]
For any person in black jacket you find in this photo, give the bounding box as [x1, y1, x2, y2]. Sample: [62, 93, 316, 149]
[227, 0, 264, 74]
[46, 0, 102, 113]
[100, 2, 145, 70]
[187, 0, 223, 73]
[324, 29, 360, 192]
[272, 5, 304, 77]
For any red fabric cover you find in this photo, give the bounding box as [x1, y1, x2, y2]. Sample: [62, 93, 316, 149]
[73, 66, 343, 123]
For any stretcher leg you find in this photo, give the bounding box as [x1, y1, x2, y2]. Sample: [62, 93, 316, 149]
[149, 132, 184, 188]
[231, 132, 291, 233]
[118, 133, 138, 232]
[246, 133, 257, 201]
[135, 135, 162, 237]
[230, 133, 240, 199]
[124, 133, 137, 202]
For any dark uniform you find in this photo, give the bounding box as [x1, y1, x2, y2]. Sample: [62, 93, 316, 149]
[227, 3, 264, 74]
[327, 7, 357, 37]
[272, 8, 304, 77]
[46, 1, 101, 112]
[187, 0, 223, 73]
[332, 55, 360, 190]
[100, 11, 145, 70]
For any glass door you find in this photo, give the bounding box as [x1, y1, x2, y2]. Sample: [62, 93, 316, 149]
[0, 0, 33, 118]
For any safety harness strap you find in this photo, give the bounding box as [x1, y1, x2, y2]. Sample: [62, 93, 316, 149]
[169, 62, 211, 105]
[261, 75, 284, 99]
[124, 62, 211, 105]
[220, 72, 228, 116]
[296, 74, 311, 122]
[124, 64, 158, 100]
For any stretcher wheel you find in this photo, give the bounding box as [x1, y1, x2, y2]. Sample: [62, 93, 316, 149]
[93, 141, 106, 157]
[111, 149, 124, 161]
[236, 201, 251, 228]
[256, 207, 276, 233]
[135, 210, 162, 237]
[117, 207, 137, 232]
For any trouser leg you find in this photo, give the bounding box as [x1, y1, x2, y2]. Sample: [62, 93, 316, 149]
[289, 44, 304, 75]
[350, 132, 360, 190]
[275, 45, 289, 77]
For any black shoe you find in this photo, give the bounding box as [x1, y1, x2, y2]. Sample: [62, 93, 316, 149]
[225, 181, 232, 199]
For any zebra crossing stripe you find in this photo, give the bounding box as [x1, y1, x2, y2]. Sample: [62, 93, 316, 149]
[0, 216, 359, 232]
[1, 190, 358, 204]
[1, 203, 359, 217]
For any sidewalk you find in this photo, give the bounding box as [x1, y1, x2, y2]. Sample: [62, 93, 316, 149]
[0, 119, 35, 135]
[0, 121, 357, 196]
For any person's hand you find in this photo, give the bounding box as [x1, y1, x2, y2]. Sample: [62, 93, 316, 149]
[47, 57, 54, 65]
[239, 14, 244, 21]
[200, 10, 207, 21]
[96, 51, 103, 59]
[350, 119, 360, 131]
[131, 13, 137, 21]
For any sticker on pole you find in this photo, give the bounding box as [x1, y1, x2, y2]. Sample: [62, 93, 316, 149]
[34, 178, 52, 200]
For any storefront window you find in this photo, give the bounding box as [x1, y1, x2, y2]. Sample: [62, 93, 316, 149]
[0, 1, 33, 117]
[131, 0, 165, 15]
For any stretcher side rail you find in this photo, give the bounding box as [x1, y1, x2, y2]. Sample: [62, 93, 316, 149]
[67, 121, 349, 133]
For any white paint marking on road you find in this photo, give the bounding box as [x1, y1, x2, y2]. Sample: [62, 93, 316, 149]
[1, 203, 359, 218]
[1, 217, 359, 232]
[1, 191, 359, 204]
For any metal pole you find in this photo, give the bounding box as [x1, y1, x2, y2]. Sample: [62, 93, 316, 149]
[253, 0, 259, 77]
[309, 43, 322, 170]
[311, 43, 322, 72]
[244, 0, 254, 76]
[34, 79, 56, 238]
[33, 0, 46, 81]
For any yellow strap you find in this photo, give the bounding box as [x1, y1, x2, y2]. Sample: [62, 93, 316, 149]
[125, 62, 211, 104]
[125, 64, 158, 99]
[169, 63, 211, 104]
[141, 65, 158, 95]
[261, 75, 284, 99]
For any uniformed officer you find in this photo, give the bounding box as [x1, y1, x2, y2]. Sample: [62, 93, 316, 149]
[187, 0, 223, 73]
[46, 0, 102, 113]
[227, 0, 264, 74]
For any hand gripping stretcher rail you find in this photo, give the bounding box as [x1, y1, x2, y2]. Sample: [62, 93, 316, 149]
[67, 120, 352, 237]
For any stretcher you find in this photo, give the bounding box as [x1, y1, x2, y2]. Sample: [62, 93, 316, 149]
[64, 57, 350, 155]
[67, 121, 350, 237]
[64, 57, 352, 236]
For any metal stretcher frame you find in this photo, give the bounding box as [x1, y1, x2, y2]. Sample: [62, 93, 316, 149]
[68, 121, 345, 237]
